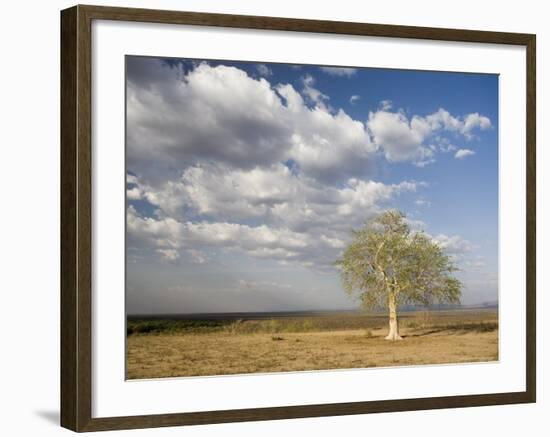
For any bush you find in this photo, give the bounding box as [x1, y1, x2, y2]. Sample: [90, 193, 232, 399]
[225, 319, 244, 335]
[268, 319, 280, 333]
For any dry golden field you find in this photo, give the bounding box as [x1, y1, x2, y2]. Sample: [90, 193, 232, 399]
[126, 309, 498, 379]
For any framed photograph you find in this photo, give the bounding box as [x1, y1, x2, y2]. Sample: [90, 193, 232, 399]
[60, 4, 536, 432]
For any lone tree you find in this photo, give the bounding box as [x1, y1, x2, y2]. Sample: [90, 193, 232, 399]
[336, 210, 462, 341]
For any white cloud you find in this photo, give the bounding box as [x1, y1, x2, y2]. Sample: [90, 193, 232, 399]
[462, 112, 492, 137]
[126, 173, 139, 184]
[139, 164, 298, 219]
[127, 61, 293, 175]
[126, 170, 421, 269]
[126, 187, 142, 200]
[379, 100, 392, 111]
[127, 205, 183, 252]
[156, 248, 180, 262]
[368, 106, 490, 165]
[319, 67, 357, 77]
[126, 59, 487, 272]
[349, 95, 360, 104]
[454, 148, 476, 159]
[336, 179, 418, 217]
[134, 162, 419, 226]
[128, 59, 375, 185]
[128, 59, 491, 186]
[464, 259, 486, 269]
[405, 217, 427, 230]
[434, 136, 457, 153]
[284, 109, 375, 183]
[426, 108, 492, 139]
[367, 110, 425, 162]
[301, 74, 330, 108]
[425, 108, 463, 132]
[431, 234, 476, 254]
[413, 147, 436, 167]
[415, 199, 431, 207]
[255, 64, 272, 77]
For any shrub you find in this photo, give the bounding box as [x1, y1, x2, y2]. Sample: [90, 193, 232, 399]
[225, 319, 244, 335]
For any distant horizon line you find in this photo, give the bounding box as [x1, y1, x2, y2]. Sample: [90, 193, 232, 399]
[127, 302, 498, 318]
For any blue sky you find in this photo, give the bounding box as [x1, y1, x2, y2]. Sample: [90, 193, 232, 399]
[125, 56, 498, 314]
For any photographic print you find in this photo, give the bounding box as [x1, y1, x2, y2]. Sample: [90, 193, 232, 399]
[125, 56, 499, 380]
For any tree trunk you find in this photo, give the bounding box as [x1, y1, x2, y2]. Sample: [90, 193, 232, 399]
[385, 292, 403, 341]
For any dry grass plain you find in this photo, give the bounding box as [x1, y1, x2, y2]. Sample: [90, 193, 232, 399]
[126, 309, 498, 379]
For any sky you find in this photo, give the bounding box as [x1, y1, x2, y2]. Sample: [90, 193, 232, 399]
[125, 56, 499, 315]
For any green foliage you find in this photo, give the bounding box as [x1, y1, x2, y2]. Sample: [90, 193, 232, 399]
[127, 319, 227, 335]
[127, 313, 381, 336]
[336, 209, 462, 311]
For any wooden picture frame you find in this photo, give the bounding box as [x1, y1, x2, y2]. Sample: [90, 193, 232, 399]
[60, 4, 536, 432]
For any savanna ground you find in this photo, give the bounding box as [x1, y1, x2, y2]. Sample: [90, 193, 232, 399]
[126, 309, 498, 379]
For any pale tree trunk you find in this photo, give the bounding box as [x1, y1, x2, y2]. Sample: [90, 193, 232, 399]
[385, 292, 403, 341]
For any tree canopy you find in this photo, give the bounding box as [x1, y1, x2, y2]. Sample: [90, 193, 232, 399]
[336, 210, 462, 340]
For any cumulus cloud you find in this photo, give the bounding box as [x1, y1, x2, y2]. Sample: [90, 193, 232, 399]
[131, 164, 419, 224]
[434, 136, 457, 153]
[301, 74, 330, 108]
[128, 58, 491, 185]
[367, 110, 425, 162]
[349, 95, 360, 104]
[413, 147, 436, 168]
[379, 100, 393, 111]
[255, 63, 272, 77]
[128, 205, 330, 269]
[367, 106, 490, 165]
[126, 205, 183, 252]
[126, 186, 142, 200]
[127, 168, 421, 269]
[425, 108, 463, 132]
[127, 60, 292, 176]
[426, 109, 492, 138]
[127, 59, 375, 185]
[462, 113, 492, 137]
[454, 149, 476, 159]
[431, 234, 476, 254]
[319, 67, 357, 77]
[126, 58, 484, 273]
[126, 173, 139, 184]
